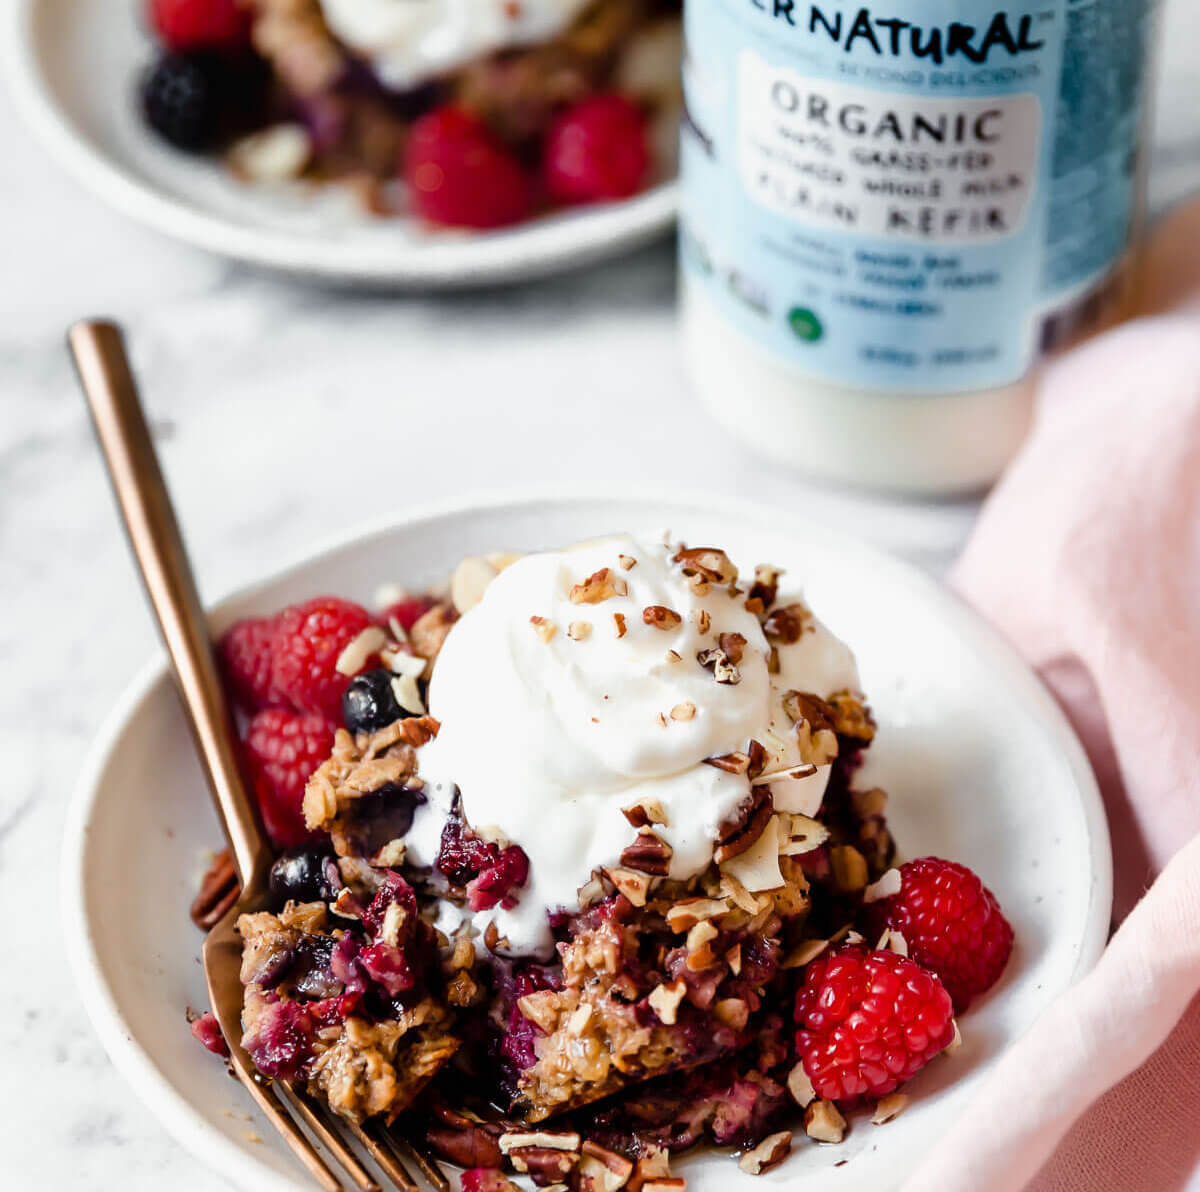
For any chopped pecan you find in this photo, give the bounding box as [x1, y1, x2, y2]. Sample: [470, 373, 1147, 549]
[409, 604, 457, 673]
[621, 798, 667, 828]
[704, 750, 751, 775]
[579, 1141, 634, 1192]
[643, 605, 682, 630]
[647, 980, 686, 1025]
[714, 788, 774, 863]
[697, 645, 740, 685]
[530, 616, 557, 643]
[190, 848, 240, 930]
[763, 602, 813, 645]
[620, 831, 673, 876]
[738, 1131, 792, 1174]
[782, 691, 837, 733]
[605, 866, 653, 907]
[745, 564, 783, 618]
[828, 689, 877, 741]
[672, 546, 738, 586]
[804, 1100, 847, 1143]
[718, 632, 746, 665]
[613, 612, 628, 639]
[570, 568, 628, 605]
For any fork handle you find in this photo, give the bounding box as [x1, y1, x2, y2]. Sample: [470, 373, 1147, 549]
[69, 320, 269, 892]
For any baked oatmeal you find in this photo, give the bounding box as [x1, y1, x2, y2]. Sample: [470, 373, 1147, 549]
[192, 535, 1014, 1185]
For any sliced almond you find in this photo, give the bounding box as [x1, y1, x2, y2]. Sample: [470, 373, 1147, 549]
[872, 1093, 909, 1125]
[335, 626, 388, 676]
[720, 815, 784, 892]
[390, 674, 426, 717]
[863, 867, 902, 903]
[781, 938, 829, 969]
[670, 702, 696, 722]
[568, 621, 594, 641]
[451, 555, 500, 614]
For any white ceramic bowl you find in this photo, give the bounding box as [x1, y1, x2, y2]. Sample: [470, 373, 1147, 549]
[63, 492, 1111, 1191]
[6, 0, 678, 286]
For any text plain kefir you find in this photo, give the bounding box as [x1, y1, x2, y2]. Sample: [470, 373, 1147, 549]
[680, 1, 1161, 493]
[407, 536, 861, 955]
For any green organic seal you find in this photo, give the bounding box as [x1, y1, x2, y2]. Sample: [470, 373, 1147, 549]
[788, 307, 823, 343]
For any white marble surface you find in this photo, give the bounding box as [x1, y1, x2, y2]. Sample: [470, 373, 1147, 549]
[2, 2, 1199, 1186]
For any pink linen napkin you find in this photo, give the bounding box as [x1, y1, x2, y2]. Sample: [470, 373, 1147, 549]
[902, 200, 1200, 1191]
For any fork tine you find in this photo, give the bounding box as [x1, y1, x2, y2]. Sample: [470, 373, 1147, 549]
[346, 1120, 419, 1192]
[231, 1068, 344, 1192]
[280, 1083, 381, 1192]
[389, 1129, 450, 1192]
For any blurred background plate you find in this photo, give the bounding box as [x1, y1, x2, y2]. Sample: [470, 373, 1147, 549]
[63, 492, 1111, 1192]
[6, 0, 679, 287]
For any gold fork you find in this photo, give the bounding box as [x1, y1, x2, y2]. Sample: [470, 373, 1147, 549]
[69, 320, 450, 1192]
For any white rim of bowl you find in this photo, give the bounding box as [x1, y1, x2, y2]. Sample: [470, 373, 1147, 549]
[4, 0, 678, 285]
[61, 486, 1114, 1192]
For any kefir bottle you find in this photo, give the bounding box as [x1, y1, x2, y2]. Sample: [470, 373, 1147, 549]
[679, 1, 1161, 493]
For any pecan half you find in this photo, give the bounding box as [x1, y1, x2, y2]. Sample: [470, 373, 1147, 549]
[620, 831, 673, 876]
[190, 848, 240, 930]
[511, 1147, 580, 1185]
[425, 1106, 505, 1169]
[714, 787, 774, 863]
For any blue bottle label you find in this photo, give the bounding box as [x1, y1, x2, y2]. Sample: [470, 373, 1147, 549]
[681, 0, 1157, 393]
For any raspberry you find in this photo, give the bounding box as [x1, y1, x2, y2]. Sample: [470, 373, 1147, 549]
[404, 106, 534, 229]
[189, 1011, 228, 1057]
[461, 1171, 517, 1192]
[795, 945, 955, 1103]
[218, 613, 278, 711]
[269, 596, 375, 720]
[868, 857, 1014, 1012]
[243, 707, 335, 848]
[149, 0, 251, 51]
[543, 94, 649, 205]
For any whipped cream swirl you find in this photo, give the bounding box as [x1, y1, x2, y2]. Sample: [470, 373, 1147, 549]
[407, 535, 861, 954]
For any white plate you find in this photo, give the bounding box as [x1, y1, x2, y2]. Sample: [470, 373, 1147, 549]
[63, 492, 1111, 1192]
[6, 0, 678, 286]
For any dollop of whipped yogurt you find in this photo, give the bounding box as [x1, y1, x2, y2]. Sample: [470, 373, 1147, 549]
[407, 535, 861, 955]
[318, 0, 592, 90]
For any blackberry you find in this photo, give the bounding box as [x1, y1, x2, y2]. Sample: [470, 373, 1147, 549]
[141, 51, 223, 151]
[141, 49, 270, 152]
[342, 667, 411, 734]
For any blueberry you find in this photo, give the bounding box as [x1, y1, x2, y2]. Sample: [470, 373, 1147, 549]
[268, 846, 342, 909]
[342, 668, 413, 734]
